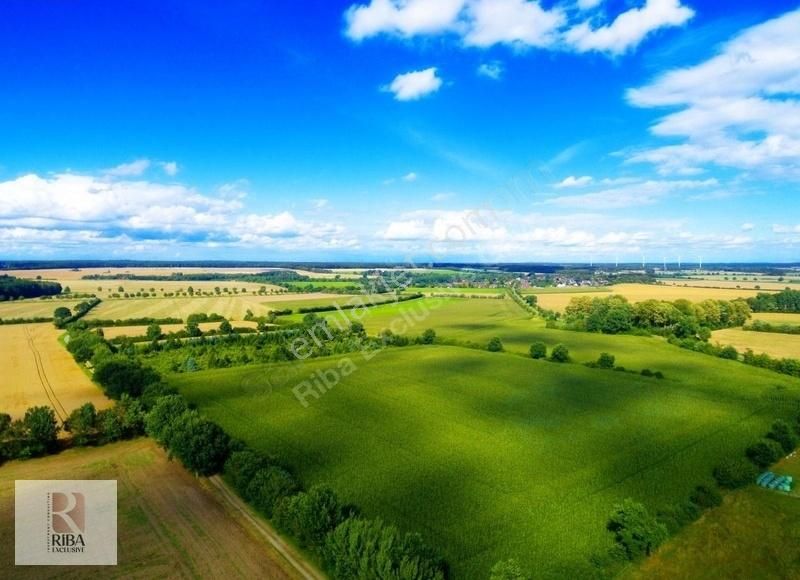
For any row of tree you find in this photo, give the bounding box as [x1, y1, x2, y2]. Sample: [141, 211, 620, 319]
[747, 289, 800, 312]
[669, 335, 800, 379]
[564, 295, 751, 335]
[0, 275, 62, 300]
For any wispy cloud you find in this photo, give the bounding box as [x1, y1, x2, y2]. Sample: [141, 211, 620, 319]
[555, 175, 593, 188]
[477, 61, 504, 80]
[104, 158, 151, 177]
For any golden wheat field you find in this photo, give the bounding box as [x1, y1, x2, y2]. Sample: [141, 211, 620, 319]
[712, 328, 800, 359]
[86, 293, 350, 321]
[661, 277, 796, 291]
[100, 319, 259, 339]
[751, 312, 800, 325]
[0, 323, 111, 420]
[533, 283, 767, 312]
[0, 299, 83, 320]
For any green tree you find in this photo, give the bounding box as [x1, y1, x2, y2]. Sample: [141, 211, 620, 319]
[719, 345, 739, 360]
[487, 337, 504, 352]
[274, 485, 344, 548]
[168, 411, 231, 476]
[219, 319, 233, 334]
[146, 323, 162, 341]
[145, 395, 189, 445]
[22, 406, 60, 457]
[246, 466, 298, 517]
[767, 419, 798, 454]
[225, 449, 271, 493]
[54, 306, 72, 320]
[597, 352, 616, 369]
[186, 321, 202, 337]
[490, 559, 528, 580]
[550, 344, 570, 363]
[94, 357, 160, 399]
[529, 342, 547, 359]
[713, 458, 758, 489]
[746, 438, 784, 468]
[606, 499, 668, 560]
[66, 403, 97, 446]
[421, 328, 436, 344]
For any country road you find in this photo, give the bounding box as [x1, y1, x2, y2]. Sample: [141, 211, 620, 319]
[208, 475, 327, 580]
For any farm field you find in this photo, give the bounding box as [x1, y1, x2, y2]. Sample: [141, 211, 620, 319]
[661, 277, 793, 291]
[712, 328, 800, 359]
[283, 280, 362, 290]
[86, 293, 348, 321]
[100, 320, 259, 339]
[170, 345, 800, 578]
[751, 312, 800, 325]
[0, 323, 110, 420]
[627, 452, 800, 580]
[0, 439, 299, 579]
[407, 286, 507, 295]
[63, 278, 282, 296]
[0, 299, 83, 320]
[531, 283, 765, 312]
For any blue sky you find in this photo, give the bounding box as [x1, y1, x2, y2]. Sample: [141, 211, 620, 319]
[0, 0, 798, 262]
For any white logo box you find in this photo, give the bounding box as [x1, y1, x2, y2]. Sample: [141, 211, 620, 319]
[15, 480, 117, 566]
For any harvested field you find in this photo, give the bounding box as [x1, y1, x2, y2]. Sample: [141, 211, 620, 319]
[661, 277, 794, 291]
[751, 312, 800, 325]
[533, 283, 765, 312]
[0, 323, 110, 421]
[0, 439, 301, 579]
[101, 320, 259, 339]
[0, 299, 82, 321]
[712, 328, 800, 359]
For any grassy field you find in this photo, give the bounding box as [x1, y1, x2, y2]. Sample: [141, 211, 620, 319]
[0, 299, 82, 320]
[0, 323, 111, 420]
[0, 439, 298, 579]
[712, 328, 800, 359]
[283, 280, 362, 290]
[171, 342, 800, 578]
[531, 284, 765, 312]
[86, 293, 348, 321]
[627, 452, 800, 579]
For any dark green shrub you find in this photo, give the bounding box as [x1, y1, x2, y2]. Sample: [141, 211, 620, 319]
[767, 419, 799, 453]
[487, 337, 504, 352]
[529, 342, 547, 359]
[689, 485, 722, 509]
[597, 353, 615, 369]
[550, 344, 570, 363]
[713, 458, 758, 489]
[606, 498, 668, 560]
[746, 438, 784, 468]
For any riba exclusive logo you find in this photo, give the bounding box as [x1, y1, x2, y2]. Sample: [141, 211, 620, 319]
[16, 480, 117, 566]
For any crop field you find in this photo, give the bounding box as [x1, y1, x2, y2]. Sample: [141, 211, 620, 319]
[661, 277, 794, 291]
[0, 299, 82, 320]
[86, 293, 348, 321]
[171, 346, 800, 578]
[100, 320, 259, 339]
[0, 439, 298, 579]
[407, 286, 507, 295]
[712, 328, 800, 359]
[531, 283, 765, 312]
[65, 278, 283, 296]
[751, 312, 800, 325]
[627, 452, 800, 580]
[283, 280, 362, 290]
[0, 323, 110, 420]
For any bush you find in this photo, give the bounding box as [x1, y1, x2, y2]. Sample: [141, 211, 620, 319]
[653, 371, 665, 380]
[746, 438, 784, 468]
[21, 406, 60, 457]
[550, 344, 570, 363]
[487, 337, 504, 352]
[246, 466, 298, 517]
[421, 329, 436, 344]
[713, 458, 758, 489]
[529, 342, 547, 359]
[689, 485, 722, 509]
[607, 498, 668, 560]
[641, 369, 654, 377]
[597, 352, 615, 369]
[66, 403, 98, 446]
[490, 558, 528, 580]
[719, 345, 739, 360]
[657, 501, 700, 534]
[225, 449, 271, 494]
[767, 419, 799, 453]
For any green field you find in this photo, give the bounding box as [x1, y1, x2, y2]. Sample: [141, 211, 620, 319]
[171, 328, 800, 578]
[407, 286, 507, 295]
[627, 452, 800, 579]
[283, 280, 362, 290]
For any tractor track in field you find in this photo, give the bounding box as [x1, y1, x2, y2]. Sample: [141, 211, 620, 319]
[23, 325, 68, 423]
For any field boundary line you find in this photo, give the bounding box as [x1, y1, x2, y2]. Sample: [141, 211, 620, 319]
[208, 475, 326, 580]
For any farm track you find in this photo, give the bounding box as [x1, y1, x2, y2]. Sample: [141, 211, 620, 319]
[23, 324, 68, 423]
[209, 475, 326, 580]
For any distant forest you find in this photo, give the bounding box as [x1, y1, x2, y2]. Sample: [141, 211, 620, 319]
[0, 275, 62, 300]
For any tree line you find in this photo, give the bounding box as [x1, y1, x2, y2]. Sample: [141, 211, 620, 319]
[0, 275, 62, 300]
[747, 289, 800, 312]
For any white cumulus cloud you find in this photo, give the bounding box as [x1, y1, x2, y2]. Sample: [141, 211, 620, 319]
[383, 67, 443, 101]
